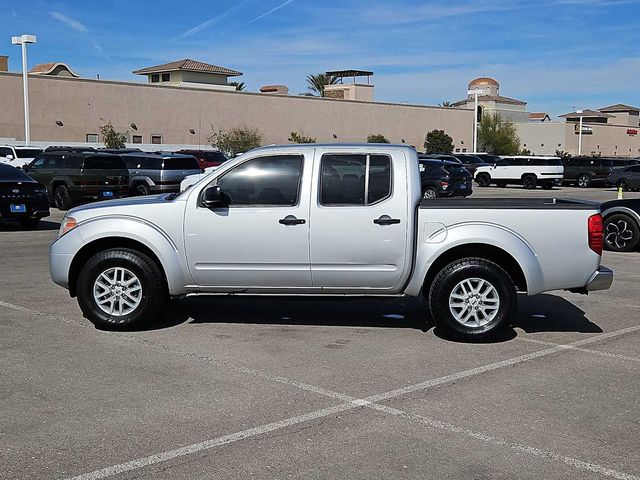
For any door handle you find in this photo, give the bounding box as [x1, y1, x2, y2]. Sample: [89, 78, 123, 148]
[374, 215, 401, 226]
[279, 215, 306, 226]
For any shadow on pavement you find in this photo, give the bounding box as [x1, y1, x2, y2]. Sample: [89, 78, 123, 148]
[132, 293, 602, 342]
[0, 219, 61, 231]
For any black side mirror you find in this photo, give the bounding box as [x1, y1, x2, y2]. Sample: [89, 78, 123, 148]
[202, 185, 229, 208]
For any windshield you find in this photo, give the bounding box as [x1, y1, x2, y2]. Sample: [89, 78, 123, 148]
[16, 148, 43, 158]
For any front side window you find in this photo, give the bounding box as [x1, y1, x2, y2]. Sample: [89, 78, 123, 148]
[320, 154, 391, 206]
[30, 157, 45, 168]
[216, 155, 303, 206]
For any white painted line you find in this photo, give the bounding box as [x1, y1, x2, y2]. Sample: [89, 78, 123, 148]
[368, 403, 640, 480]
[518, 336, 640, 363]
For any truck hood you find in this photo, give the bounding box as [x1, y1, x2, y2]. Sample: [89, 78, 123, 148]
[68, 194, 178, 217]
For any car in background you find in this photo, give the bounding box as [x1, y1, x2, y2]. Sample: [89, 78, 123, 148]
[0, 163, 49, 228]
[601, 198, 640, 252]
[422, 153, 462, 163]
[606, 164, 640, 191]
[450, 153, 494, 176]
[418, 157, 473, 199]
[563, 157, 636, 188]
[97, 148, 143, 154]
[176, 149, 228, 170]
[121, 152, 201, 195]
[24, 151, 129, 210]
[475, 156, 563, 189]
[0, 145, 44, 168]
[474, 153, 501, 164]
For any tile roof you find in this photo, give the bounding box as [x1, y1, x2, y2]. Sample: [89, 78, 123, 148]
[132, 59, 242, 77]
[559, 109, 613, 119]
[529, 112, 550, 119]
[451, 94, 527, 107]
[29, 62, 79, 77]
[598, 104, 640, 113]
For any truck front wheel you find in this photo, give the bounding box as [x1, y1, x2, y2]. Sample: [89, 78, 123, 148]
[428, 258, 517, 340]
[76, 248, 166, 329]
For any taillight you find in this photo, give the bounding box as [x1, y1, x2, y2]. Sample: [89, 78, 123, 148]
[588, 214, 603, 255]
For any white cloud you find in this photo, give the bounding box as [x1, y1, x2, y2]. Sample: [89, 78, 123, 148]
[50, 11, 89, 33]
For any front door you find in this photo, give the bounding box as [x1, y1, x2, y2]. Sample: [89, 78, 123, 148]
[309, 150, 409, 292]
[184, 152, 312, 291]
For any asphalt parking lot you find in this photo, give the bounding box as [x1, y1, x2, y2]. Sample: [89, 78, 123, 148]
[1, 186, 639, 480]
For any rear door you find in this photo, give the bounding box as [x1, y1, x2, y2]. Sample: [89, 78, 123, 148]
[309, 149, 409, 292]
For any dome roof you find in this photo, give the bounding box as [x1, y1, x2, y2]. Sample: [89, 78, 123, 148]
[468, 77, 499, 88]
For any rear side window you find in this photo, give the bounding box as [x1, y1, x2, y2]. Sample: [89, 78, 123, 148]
[163, 157, 200, 170]
[83, 155, 127, 170]
[203, 151, 228, 163]
[15, 148, 43, 158]
[216, 155, 303, 206]
[530, 158, 562, 166]
[0, 147, 12, 157]
[320, 154, 392, 206]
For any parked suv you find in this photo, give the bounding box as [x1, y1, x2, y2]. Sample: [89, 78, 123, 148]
[418, 157, 473, 198]
[176, 149, 228, 169]
[121, 152, 201, 195]
[562, 157, 635, 188]
[475, 156, 563, 189]
[450, 153, 494, 176]
[607, 164, 640, 191]
[25, 152, 129, 209]
[0, 145, 44, 167]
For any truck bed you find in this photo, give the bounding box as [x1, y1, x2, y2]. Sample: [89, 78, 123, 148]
[420, 197, 599, 210]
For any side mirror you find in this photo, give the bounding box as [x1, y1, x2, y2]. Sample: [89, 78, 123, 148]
[6, 154, 14, 160]
[202, 185, 229, 208]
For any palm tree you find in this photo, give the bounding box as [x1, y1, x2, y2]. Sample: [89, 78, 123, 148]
[305, 73, 338, 97]
[439, 101, 452, 107]
[229, 81, 246, 92]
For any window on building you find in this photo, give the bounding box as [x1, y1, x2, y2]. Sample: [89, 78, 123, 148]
[462, 148, 467, 153]
[151, 135, 162, 145]
[161, 73, 170, 82]
[86, 133, 99, 143]
[215, 155, 303, 206]
[132, 135, 143, 144]
[320, 154, 391, 206]
[151, 74, 160, 83]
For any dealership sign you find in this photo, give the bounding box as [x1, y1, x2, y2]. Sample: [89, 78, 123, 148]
[627, 129, 638, 136]
[574, 124, 593, 134]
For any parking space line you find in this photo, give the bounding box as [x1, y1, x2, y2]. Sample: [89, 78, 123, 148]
[518, 336, 640, 363]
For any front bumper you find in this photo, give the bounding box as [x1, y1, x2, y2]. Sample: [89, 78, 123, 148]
[585, 266, 614, 291]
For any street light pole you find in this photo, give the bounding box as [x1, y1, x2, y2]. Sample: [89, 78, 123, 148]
[576, 109, 584, 156]
[468, 89, 482, 154]
[11, 34, 37, 146]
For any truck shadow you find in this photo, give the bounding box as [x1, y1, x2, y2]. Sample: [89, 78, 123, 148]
[143, 293, 602, 343]
[0, 219, 60, 231]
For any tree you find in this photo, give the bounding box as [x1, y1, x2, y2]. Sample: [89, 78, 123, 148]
[289, 131, 316, 143]
[305, 73, 338, 97]
[477, 113, 521, 155]
[98, 121, 127, 149]
[208, 124, 262, 157]
[424, 129, 454, 154]
[367, 133, 390, 143]
[555, 150, 572, 159]
[439, 101, 452, 107]
[229, 81, 246, 91]
[519, 148, 532, 156]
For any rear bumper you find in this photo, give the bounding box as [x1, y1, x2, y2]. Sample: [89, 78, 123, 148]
[586, 266, 614, 291]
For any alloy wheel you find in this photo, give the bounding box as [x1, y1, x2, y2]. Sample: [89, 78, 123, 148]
[605, 219, 635, 250]
[448, 277, 500, 328]
[93, 267, 143, 317]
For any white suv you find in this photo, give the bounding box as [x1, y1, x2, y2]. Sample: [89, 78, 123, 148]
[0, 145, 44, 168]
[474, 156, 564, 190]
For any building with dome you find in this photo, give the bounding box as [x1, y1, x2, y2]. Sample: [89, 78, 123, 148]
[451, 77, 530, 123]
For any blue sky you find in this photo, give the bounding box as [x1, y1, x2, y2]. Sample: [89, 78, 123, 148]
[1, 0, 639, 117]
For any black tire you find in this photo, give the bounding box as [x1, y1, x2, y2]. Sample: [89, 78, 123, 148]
[422, 187, 439, 199]
[522, 175, 537, 189]
[54, 185, 73, 210]
[604, 214, 640, 252]
[428, 257, 517, 340]
[18, 218, 40, 228]
[476, 173, 491, 187]
[577, 174, 591, 188]
[617, 179, 630, 191]
[541, 183, 553, 190]
[135, 183, 151, 196]
[76, 248, 166, 329]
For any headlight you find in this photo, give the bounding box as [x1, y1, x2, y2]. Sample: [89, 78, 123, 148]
[59, 216, 78, 237]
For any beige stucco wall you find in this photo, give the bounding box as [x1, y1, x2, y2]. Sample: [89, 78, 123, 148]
[0, 72, 473, 150]
[516, 122, 566, 155]
[563, 122, 640, 157]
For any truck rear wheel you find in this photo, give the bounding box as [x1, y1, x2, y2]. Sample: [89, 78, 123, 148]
[428, 258, 517, 340]
[76, 248, 166, 329]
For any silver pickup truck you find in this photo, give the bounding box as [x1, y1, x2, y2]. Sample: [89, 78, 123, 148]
[50, 145, 613, 339]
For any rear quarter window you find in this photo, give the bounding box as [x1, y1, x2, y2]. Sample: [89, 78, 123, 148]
[163, 157, 200, 170]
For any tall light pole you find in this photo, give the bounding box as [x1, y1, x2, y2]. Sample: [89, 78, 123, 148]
[11, 34, 37, 146]
[576, 109, 584, 156]
[468, 89, 482, 154]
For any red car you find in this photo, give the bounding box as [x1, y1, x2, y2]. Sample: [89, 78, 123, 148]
[176, 150, 228, 170]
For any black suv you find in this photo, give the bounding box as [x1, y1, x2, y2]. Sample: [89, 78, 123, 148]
[450, 153, 494, 175]
[25, 151, 129, 209]
[0, 164, 49, 227]
[418, 158, 473, 199]
[563, 157, 638, 188]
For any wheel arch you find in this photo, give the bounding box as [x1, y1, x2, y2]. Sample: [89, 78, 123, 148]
[602, 206, 640, 226]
